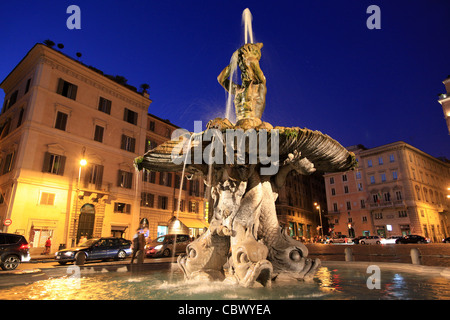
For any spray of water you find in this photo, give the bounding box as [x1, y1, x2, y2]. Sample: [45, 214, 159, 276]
[224, 8, 255, 122]
[224, 54, 238, 122]
[242, 8, 254, 44]
[169, 134, 194, 283]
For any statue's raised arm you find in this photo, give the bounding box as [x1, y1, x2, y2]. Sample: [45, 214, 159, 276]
[217, 43, 267, 125]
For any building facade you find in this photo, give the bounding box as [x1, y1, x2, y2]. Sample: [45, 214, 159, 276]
[140, 113, 207, 240]
[0, 44, 207, 254]
[276, 171, 327, 241]
[324, 142, 450, 242]
[438, 76, 450, 134]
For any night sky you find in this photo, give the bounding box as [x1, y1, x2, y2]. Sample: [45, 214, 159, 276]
[1, 0, 450, 158]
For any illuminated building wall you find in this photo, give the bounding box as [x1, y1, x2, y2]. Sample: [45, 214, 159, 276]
[324, 142, 450, 241]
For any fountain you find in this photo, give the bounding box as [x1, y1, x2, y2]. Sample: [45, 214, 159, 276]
[134, 8, 357, 288]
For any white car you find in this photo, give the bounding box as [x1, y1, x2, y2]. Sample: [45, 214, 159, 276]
[326, 235, 353, 244]
[359, 235, 384, 245]
[381, 236, 402, 244]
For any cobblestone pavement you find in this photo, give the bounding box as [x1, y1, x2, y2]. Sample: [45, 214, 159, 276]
[306, 243, 450, 267]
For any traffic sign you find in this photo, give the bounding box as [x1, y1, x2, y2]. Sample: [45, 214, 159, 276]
[3, 219, 12, 226]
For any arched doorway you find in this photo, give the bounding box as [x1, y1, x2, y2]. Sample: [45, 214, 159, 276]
[77, 204, 95, 244]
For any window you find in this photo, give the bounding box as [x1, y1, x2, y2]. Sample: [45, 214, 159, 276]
[2, 152, 15, 174]
[344, 186, 349, 194]
[98, 97, 111, 114]
[342, 174, 347, 182]
[331, 188, 336, 196]
[94, 125, 104, 143]
[189, 201, 199, 213]
[346, 201, 351, 210]
[392, 171, 398, 180]
[384, 192, 391, 202]
[142, 170, 156, 183]
[159, 172, 172, 187]
[373, 194, 379, 203]
[17, 108, 25, 127]
[149, 121, 155, 131]
[55, 111, 68, 131]
[362, 216, 368, 222]
[114, 202, 131, 213]
[145, 138, 157, 152]
[355, 171, 361, 180]
[360, 199, 366, 208]
[389, 154, 395, 162]
[40, 192, 55, 205]
[86, 164, 104, 189]
[368, 159, 373, 167]
[174, 198, 185, 212]
[0, 119, 11, 139]
[117, 170, 133, 189]
[57, 78, 77, 100]
[121, 134, 136, 152]
[398, 210, 408, 218]
[25, 78, 32, 94]
[396, 190, 402, 200]
[189, 180, 200, 197]
[374, 212, 383, 219]
[333, 203, 338, 212]
[42, 152, 66, 175]
[357, 183, 363, 191]
[329, 177, 334, 185]
[378, 157, 383, 165]
[158, 196, 168, 210]
[370, 175, 375, 184]
[381, 173, 386, 182]
[141, 193, 154, 207]
[123, 108, 138, 125]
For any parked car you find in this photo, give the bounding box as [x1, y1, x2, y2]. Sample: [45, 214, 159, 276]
[145, 234, 191, 257]
[55, 237, 132, 265]
[326, 235, 353, 244]
[381, 236, 402, 244]
[0, 233, 31, 271]
[443, 237, 450, 243]
[395, 235, 429, 244]
[352, 236, 366, 244]
[359, 235, 384, 245]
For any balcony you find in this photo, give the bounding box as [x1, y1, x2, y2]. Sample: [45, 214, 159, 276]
[369, 200, 405, 208]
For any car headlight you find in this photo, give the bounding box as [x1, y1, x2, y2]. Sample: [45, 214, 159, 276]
[63, 251, 74, 256]
[154, 245, 163, 250]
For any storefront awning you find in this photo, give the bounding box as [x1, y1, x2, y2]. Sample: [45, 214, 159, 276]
[177, 217, 208, 229]
[111, 225, 128, 232]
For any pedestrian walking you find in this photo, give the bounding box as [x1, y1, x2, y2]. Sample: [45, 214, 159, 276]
[131, 229, 146, 264]
[42, 237, 51, 255]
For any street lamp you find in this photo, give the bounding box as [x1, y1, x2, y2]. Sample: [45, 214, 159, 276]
[314, 202, 324, 240]
[72, 157, 87, 246]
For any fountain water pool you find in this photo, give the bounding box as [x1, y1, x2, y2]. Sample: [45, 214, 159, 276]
[1, 263, 449, 300]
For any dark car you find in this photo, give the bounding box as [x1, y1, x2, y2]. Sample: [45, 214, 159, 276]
[55, 237, 132, 265]
[443, 237, 450, 243]
[0, 233, 31, 271]
[395, 235, 429, 244]
[145, 234, 191, 257]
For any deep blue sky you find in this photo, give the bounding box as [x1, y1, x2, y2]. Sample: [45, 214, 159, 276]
[1, 0, 450, 158]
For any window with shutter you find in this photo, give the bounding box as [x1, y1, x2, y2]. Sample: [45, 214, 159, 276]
[57, 78, 78, 100]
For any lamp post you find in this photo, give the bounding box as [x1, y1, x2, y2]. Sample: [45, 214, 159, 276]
[314, 202, 324, 240]
[72, 157, 87, 247]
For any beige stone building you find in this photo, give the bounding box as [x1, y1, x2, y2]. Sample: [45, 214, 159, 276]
[438, 76, 450, 134]
[0, 43, 207, 254]
[324, 142, 450, 242]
